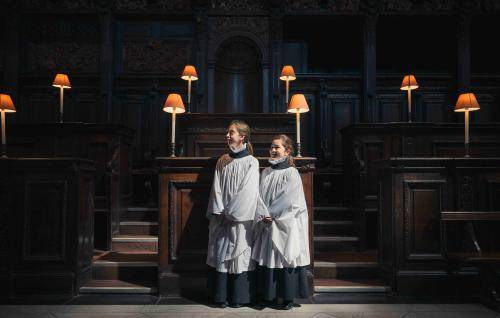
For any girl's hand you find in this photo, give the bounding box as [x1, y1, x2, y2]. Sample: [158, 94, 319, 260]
[262, 216, 273, 224]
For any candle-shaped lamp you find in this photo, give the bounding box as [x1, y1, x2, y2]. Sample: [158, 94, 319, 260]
[52, 74, 71, 123]
[163, 93, 185, 157]
[400, 75, 418, 122]
[0, 94, 16, 158]
[181, 65, 198, 113]
[454, 93, 480, 157]
[280, 65, 296, 107]
[287, 94, 309, 157]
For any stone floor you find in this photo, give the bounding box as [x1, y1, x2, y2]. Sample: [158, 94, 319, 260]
[0, 303, 498, 318]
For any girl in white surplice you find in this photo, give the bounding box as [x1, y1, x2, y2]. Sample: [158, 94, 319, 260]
[252, 134, 311, 310]
[206, 120, 259, 308]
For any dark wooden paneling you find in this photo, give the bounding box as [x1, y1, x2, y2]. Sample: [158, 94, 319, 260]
[403, 180, 445, 260]
[377, 158, 500, 296]
[8, 123, 133, 250]
[23, 181, 67, 261]
[342, 123, 500, 249]
[1, 158, 95, 299]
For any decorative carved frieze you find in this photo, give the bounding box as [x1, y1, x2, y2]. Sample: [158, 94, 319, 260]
[210, 0, 266, 11]
[26, 42, 99, 72]
[114, 0, 191, 11]
[21, 0, 95, 10]
[122, 40, 189, 74]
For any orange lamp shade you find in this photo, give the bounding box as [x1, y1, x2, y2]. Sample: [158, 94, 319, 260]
[52, 74, 71, 89]
[454, 93, 480, 112]
[163, 94, 186, 114]
[181, 65, 198, 81]
[280, 65, 296, 81]
[400, 75, 418, 91]
[287, 94, 309, 113]
[0, 94, 16, 113]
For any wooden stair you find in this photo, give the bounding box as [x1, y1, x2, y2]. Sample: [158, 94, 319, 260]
[313, 205, 389, 293]
[80, 206, 159, 295]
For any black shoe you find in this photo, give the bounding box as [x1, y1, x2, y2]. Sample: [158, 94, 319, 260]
[282, 301, 294, 310]
[214, 301, 227, 308]
[230, 303, 243, 308]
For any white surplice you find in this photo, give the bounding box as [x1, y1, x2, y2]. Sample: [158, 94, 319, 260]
[252, 165, 310, 268]
[206, 153, 260, 274]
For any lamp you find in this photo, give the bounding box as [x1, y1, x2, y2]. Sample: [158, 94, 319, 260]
[454, 93, 480, 158]
[52, 73, 71, 123]
[181, 65, 198, 113]
[287, 94, 309, 157]
[400, 75, 418, 122]
[163, 93, 186, 157]
[0, 94, 16, 158]
[280, 65, 296, 106]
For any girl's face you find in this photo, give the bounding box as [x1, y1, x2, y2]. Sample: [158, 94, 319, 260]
[269, 139, 290, 159]
[226, 125, 245, 149]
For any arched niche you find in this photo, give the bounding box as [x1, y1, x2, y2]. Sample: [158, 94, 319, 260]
[214, 37, 262, 113]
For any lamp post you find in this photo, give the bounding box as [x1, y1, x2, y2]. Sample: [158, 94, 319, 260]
[0, 94, 16, 158]
[181, 65, 198, 113]
[52, 74, 71, 123]
[287, 94, 309, 157]
[163, 94, 186, 157]
[454, 93, 480, 158]
[400, 75, 418, 122]
[280, 65, 296, 107]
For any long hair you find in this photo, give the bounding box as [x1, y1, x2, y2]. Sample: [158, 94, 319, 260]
[229, 119, 254, 155]
[272, 134, 295, 167]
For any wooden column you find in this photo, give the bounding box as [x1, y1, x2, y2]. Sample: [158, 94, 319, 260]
[98, 3, 114, 123]
[362, 13, 377, 123]
[457, 10, 472, 93]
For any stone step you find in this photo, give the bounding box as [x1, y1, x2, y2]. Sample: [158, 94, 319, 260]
[314, 206, 354, 221]
[111, 235, 158, 253]
[120, 221, 158, 236]
[314, 236, 359, 252]
[120, 207, 158, 222]
[313, 220, 356, 236]
[79, 279, 157, 294]
[314, 278, 390, 293]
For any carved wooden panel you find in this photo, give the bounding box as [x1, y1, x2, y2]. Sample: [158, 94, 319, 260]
[375, 95, 403, 122]
[324, 94, 358, 165]
[22, 16, 99, 73]
[403, 179, 445, 261]
[23, 180, 68, 262]
[77, 174, 94, 275]
[485, 179, 500, 211]
[116, 21, 192, 75]
[167, 181, 211, 264]
[363, 141, 384, 195]
[420, 93, 449, 122]
[0, 174, 9, 269]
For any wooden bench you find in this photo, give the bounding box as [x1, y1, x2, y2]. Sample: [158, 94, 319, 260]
[441, 211, 500, 312]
